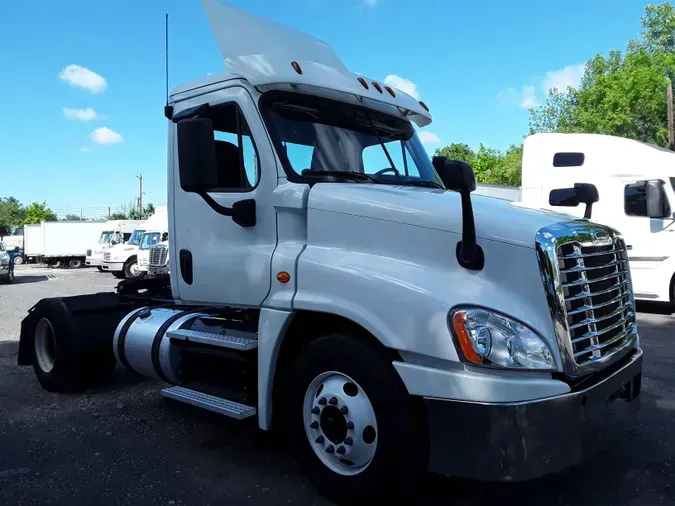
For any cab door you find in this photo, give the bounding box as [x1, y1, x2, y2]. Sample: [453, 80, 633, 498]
[170, 86, 278, 306]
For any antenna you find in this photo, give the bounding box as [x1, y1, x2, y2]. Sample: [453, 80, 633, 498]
[164, 13, 173, 119]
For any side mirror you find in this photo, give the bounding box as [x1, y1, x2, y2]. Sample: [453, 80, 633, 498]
[432, 157, 476, 192]
[549, 183, 599, 219]
[431, 156, 483, 270]
[177, 118, 219, 193]
[646, 180, 668, 218]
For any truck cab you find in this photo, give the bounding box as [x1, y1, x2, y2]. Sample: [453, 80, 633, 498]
[101, 226, 146, 278]
[522, 132, 675, 302]
[17, 1, 643, 503]
[137, 230, 168, 275]
[148, 238, 170, 277]
[86, 220, 142, 270]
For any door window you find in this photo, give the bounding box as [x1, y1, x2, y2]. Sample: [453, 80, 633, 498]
[210, 103, 260, 191]
[625, 182, 671, 217]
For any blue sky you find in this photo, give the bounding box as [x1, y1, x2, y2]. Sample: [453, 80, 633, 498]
[0, 0, 648, 217]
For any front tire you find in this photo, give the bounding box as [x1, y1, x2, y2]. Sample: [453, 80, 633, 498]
[284, 334, 427, 504]
[14, 255, 23, 265]
[97, 266, 104, 272]
[124, 259, 142, 278]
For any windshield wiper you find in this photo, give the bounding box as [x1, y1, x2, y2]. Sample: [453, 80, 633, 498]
[302, 170, 380, 183]
[402, 180, 445, 189]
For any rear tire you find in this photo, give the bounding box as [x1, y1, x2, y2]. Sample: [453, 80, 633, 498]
[52, 260, 64, 269]
[69, 258, 83, 268]
[32, 310, 116, 392]
[284, 334, 427, 504]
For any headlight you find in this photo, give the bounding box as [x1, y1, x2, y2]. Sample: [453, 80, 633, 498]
[451, 307, 555, 370]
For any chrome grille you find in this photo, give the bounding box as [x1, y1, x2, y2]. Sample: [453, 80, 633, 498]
[103, 252, 111, 262]
[536, 221, 638, 377]
[557, 240, 635, 366]
[149, 246, 168, 267]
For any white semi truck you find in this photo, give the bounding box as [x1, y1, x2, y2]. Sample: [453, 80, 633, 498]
[521, 132, 675, 303]
[147, 238, 170, 277]
[101, 224, 147, 279]
[136, 206, 169, 275]
[85, 220, 144, 270]
[17, 2, 642, 503]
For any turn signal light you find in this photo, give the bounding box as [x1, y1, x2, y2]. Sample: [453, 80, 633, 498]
[452, 311, 482, 365]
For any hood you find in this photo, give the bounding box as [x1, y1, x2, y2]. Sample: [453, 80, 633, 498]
[308, 184, 572, 249]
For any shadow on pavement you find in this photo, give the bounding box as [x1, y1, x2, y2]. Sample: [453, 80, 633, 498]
[12, 275, 50, 284]
[0, 340, 19, 357]
[636, 301, 673, 315]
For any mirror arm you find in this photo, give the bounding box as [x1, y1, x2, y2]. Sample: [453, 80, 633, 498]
[456, 191, 485, 270]
[584, 202, 593, 219]
[198, 192, 257, 228]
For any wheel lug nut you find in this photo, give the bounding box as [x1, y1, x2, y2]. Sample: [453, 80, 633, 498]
[326, 445, 335, 454]
[311, 406, 320, 415]
[318, 397, 327, 406]
[329, 397, 338, 405]
[336, 446, 346, 455]
[340, 406, 348, 414]
[346, 421, 354, 430]
[344, 437, 353, 446]
[316, 435, 324, 444]
[310, 421, 319, 429]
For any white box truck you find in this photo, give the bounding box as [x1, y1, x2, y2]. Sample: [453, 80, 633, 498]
[40, 220, 107, 268]
[16, 2, 642, 503]
[86, 220, 144, 270]
[23, 224, 44, 264]
[521, 132, 675, 303]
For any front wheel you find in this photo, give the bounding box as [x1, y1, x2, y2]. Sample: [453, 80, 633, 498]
[124, 259, 143, 278]
[284, 334, 427, 504]
[13, 256, 23, 265]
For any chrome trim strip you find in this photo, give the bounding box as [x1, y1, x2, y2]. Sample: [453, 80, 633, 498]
[567, 292, 630, 316]
[535, 220, 639, 378]
[568, 304, 632, 330]
[571, 319, 635, 343]
[559, 258, 627, 274]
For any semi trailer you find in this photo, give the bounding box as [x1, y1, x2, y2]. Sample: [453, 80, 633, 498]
[17, 1, 642, 503]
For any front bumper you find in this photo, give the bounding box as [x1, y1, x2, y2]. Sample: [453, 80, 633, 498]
[86, 257, 103, 267]
[101, 261, 125, 271]
[424, 349, 642, 481]
[0, 264, 9, 275]
[148, 266, 169, 276]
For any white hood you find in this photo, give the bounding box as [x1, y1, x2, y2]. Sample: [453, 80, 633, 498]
[199, 0, 432, 126]
[308, 184, 573, 249]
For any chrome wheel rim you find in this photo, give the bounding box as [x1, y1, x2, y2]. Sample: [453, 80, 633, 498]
[303, 371, 378, 476]
[35, 318, 57, 373]
[14, 256, 23, 265]
[129, 262, 142, 277]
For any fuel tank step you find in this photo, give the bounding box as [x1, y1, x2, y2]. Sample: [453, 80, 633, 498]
[161, 386, 256, 419]
[166, 328, 258, 351]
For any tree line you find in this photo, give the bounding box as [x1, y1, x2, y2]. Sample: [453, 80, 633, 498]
[434, 2, 675, 187]
[0, 197, 157, 236]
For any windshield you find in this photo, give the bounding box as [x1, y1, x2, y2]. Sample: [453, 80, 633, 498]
[98, 232, 113, 244]
[127, 229, 145, 246]
[261, 91, 442, 187]
[140, 232, 160, 250]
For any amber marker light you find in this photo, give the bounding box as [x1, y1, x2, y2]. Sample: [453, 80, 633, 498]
[291, 61, 303, 74]
[452, 311, 482, 365]
[277, 271, 291, 283]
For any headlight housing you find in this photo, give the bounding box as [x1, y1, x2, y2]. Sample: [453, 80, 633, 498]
[451, 307, 555, 370]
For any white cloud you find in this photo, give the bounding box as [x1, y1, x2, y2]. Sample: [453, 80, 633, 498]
[63, 107, 97, 121]
[497, 85, 539, 109]
[542, 64, 585, 94]
[80, 146, 90, 153]
[384, 74, 419, 99]
[418, 131, 440, 144]
[90, 126, 123, 145]
[58, 64, 107, 94]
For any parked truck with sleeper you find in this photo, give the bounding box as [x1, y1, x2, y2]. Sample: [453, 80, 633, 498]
[16, 1, 643, 503]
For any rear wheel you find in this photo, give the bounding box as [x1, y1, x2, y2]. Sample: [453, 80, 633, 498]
[32, 311, 116, 392]
[284, 334, 427, 504]
[52, 260, 64, 269]
[69, 258, 83, 268]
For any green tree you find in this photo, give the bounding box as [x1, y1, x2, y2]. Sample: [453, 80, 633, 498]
[129, 203, 156, 220]
[0, 197, 26, 235]
[434, 143, 476, 165]
[109, 212, 128, 220]
[528, 2, 675, 147]
[23, 201, 57, 224]
[63, 214, 82, 221]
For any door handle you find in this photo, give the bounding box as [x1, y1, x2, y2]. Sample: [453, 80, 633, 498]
[626, 245, 633, 250]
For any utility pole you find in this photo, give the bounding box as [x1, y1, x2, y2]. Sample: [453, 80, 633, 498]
[667, 76, 675, 151]
[137, 174, 144, 215]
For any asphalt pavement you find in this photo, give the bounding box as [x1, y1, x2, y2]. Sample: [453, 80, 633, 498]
[0, 265, 673, 505]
